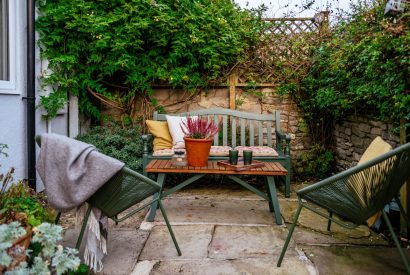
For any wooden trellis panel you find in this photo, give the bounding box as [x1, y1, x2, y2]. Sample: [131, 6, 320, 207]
[232, 12, 329, 85]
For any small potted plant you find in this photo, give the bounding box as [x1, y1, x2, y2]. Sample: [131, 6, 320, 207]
[0, 222, 88, 274]
[181, 116, 220, 167]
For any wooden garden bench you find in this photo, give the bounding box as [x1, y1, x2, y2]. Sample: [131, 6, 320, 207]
[142, 107, 292, 197]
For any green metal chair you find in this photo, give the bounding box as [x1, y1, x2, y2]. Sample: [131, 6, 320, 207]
[277, 142, 410, 273]
[35, 136, 181, 255]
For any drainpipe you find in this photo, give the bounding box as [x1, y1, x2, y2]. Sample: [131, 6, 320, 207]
[26, 0, 36, 190]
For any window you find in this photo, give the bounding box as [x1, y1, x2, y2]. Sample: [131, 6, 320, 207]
[0, 0, 16, 92]
[0, 0, 9, 81]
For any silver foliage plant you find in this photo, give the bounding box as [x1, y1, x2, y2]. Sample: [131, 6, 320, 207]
[0, 222, 81, 275]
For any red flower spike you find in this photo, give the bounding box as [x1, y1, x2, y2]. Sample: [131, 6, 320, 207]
[180, 115, 220, 139]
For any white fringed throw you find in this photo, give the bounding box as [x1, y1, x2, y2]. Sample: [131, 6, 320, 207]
[84, 208, 108, 272]
[36, 133, 124, 272]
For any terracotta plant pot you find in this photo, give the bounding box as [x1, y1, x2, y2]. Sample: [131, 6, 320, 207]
[184, 137, 213, 167]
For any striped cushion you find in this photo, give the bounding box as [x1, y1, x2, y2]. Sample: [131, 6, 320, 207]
[209, 146, 232, 156]
[152, 149, 175, 156]
[235, 146, 279, 157]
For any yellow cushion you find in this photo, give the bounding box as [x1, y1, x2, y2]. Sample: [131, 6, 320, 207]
[358, 136, 392, 165]
[356, 136, 392, 227]
[146, 120, 173, 151]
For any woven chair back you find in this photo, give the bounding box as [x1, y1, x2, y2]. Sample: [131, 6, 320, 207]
[88, 167, 159, 218]
[301, 142, 410, 224]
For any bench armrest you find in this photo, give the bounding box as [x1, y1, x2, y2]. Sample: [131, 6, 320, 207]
[275, 130, 291, 156]
[142, 134, 153, 156]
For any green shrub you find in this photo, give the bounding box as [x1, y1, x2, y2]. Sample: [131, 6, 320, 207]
[1, 169, 56, 228]
[295, 144, 334, 181]
[76, 122, 144, 171]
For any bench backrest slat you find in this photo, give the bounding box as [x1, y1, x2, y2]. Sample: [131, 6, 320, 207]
[258, 121, 263, 146]
[153, 107, 279, 148]
[222, 115, 228, 146]
[213, 115, 219, 146]
[232, 118, 237, 148]
[249, 121, 255, 146]
[267, 121, 273, 148]
[240, 118, 246, 146]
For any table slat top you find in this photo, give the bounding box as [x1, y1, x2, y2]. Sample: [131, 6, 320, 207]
[146, 160, 287, 176]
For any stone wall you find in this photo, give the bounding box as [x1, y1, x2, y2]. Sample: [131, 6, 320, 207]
[147, 87, 310, 158]
[333, 115, 400, 171]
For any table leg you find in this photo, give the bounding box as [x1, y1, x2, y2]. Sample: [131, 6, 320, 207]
[266, 176, 282, 225]
[147, 173, 166, 222]
[265, 177, 274, 212]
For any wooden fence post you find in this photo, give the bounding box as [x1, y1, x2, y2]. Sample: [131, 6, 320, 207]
[229, 74, 238, 110]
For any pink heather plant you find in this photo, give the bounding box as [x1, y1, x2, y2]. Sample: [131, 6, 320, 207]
[181, 116, 221, 139]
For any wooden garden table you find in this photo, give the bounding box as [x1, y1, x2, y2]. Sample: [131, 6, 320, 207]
[145, 159, 287, 225]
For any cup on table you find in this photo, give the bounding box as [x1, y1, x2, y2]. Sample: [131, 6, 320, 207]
[229, 150, 239, 165]
[243, 150, 253, 165]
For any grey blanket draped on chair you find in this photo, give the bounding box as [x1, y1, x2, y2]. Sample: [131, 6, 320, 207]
[36, 133, 124, 272]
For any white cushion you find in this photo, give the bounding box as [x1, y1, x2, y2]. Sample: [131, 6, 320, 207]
[209, 146, 232, 156]
[165, 115, 192, 149]
[234, 146, 279, 157]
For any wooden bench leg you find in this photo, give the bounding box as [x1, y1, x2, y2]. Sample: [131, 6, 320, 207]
[147, 173, 166, 222]
[266, 176, 282, 225]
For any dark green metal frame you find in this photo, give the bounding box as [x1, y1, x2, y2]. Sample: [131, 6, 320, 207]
[36, 135, 181, 256]
[146, 173, 283, 225]
[75, 196, 181, 256]
[277, 142, 410, 274]
[277, 197, 410, 274]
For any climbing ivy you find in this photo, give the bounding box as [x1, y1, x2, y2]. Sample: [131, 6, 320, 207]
[294, 1, 409, 130]
[36, 0, 263, 119]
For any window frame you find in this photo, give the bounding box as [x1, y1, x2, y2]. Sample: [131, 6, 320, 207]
[0, 0, 17, 93]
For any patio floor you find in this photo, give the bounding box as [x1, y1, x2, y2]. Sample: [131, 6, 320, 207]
[62, 183, 410, 274]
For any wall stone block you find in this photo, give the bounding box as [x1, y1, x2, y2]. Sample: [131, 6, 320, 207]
[351, 127, 366, 138]
[358, 123, 371, 133]
[333, 115, 400, 171]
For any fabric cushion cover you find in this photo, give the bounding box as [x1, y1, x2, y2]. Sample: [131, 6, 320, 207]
[358, 136, 392, 165]
[166, 115, 196, 149]
[146, 120, 173, 151]
[234, 146, 279, 157]
[351, 136, 393, 227]
[209, 146, 232, 156]
[360, 136, 392, 227]
[152, 148, 175, 157]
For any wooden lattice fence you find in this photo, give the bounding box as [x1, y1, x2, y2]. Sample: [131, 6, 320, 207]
[231, 11, 329, 85]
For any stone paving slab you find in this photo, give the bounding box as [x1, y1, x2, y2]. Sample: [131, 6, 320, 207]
[208, 225, 295, 260]
[291, 226, 388, 246]
[139, 225, 214, 260]
[302, 245, 410, 275]
[135, 258, 312, 275]
[62, 228, 149, 275]
[165, 183, 265, 201]
[281, 200, 374, 239]
[154, 197, 277, 225]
